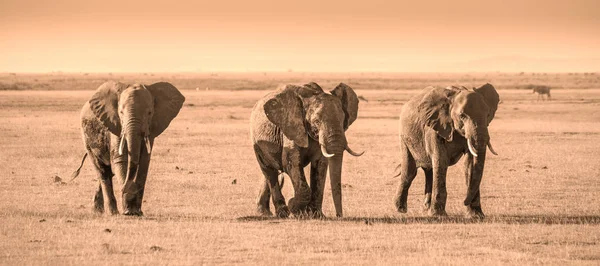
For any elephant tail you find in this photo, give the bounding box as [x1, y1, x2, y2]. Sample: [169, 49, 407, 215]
[69, 153, 88, 182]
[392, 163, 402, 178]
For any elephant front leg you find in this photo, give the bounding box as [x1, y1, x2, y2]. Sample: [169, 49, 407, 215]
[283, 149, 311, 217]
[430, 164, 448, 217]
[307, 158, 328, 218]
[89, 151, 118, 215]
[464, 153, 484, 218]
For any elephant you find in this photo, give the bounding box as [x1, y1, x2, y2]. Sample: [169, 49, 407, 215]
[394, 84, 499, 218]
[532, 85, 551, 101]
[71, 81, 185, 215]
[250, 82, 363, 218]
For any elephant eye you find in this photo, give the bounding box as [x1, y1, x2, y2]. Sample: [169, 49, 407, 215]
[459, 113, 467, 120]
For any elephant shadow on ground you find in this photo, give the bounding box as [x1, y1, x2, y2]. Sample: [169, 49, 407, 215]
[236, 215, 600, 225]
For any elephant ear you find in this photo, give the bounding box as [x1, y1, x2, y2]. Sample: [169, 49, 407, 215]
[88, 81, 128, 135]
[303, 82, 325, 94]
[263, 85, 317, 148]
[330, 83, 359, 130]
[146, 82, 186, 138]
[474, 83, 500, 125]
[418, 87, 458, 142]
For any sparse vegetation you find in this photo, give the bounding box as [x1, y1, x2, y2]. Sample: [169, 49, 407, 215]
[0, 74, 599, 264]
[0, 72, 599, 91]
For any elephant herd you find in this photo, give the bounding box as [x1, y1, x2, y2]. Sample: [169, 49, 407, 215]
[72, 81, 500, 219]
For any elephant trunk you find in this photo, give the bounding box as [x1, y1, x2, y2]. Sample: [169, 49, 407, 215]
[319, 130, 347, 217]
[121, 119, 144, 213]
[125, 122, 143, 166]
[464, 127, 489, 206]
[319, 131, 347, 155]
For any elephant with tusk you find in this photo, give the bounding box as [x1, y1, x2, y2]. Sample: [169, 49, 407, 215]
[394, 83, 499, 218]
[72, 81, 185, 215]
[250, 82, 363, 218]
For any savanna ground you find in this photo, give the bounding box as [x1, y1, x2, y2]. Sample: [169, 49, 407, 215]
[1, 72, 600, 265]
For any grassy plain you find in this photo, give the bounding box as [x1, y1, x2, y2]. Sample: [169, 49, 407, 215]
[0, 72, 599, 265]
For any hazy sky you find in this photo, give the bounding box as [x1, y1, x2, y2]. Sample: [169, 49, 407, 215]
[1, 0, 598, 72]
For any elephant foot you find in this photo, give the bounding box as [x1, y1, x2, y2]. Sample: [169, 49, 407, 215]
[123, 209, 144, 216]
[428, 208, 447, 217]
[306, 206, 326, 219]
[109, 208, 119, 215]
[465, 206, 485, 219]
[93, 200, 104, 214]
[256, 205, 273, 217]
[422, 193, 432, 212]
[395, 201, 407, 213]
[421, 204, 431, 213]
[310, 210, 326, 219]
[292, 206, 325, 219]
[274, 206, 290, 218]
[394, 195, 408, 213]
[396, 206, 407, 213]
[93, 205, 104, 214]
[288, 197, 310, 216]
[93, 193, 104, 213]
[107, 201, 119, 215]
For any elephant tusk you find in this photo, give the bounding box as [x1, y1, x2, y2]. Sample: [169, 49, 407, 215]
[345, 145, 364, 157]
[145, 135, 152, 154]
[467, 138, 478, 157]
[487, 140, 498, 156]
[321, 145, 335, 158]
[118, 134, 126, 155]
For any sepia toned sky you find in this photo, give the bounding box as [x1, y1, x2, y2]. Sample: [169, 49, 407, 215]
[1, 0, 598, 72]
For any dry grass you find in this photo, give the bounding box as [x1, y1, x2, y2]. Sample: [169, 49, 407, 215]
[1, 71, 599, 91]
[0, 74, 599, 265]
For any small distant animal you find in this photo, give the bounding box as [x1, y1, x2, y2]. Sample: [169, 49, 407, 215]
[531, 85, 551, 101]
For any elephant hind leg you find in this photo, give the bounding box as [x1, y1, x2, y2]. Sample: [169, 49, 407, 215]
[422, 168, 433, 212]
[93, 183, 104, 213]
[394, 141, 418, 213]
[283, 149, 311, 217]
[261, 166, 289, 218]
[88, 151, 118, 214]
[101, 177, 119, 215]
[256, 177, 272, 216]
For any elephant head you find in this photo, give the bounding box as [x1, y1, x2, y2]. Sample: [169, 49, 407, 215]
[88, 81, 185, 212]
[262, 82, 362, 217]
[418, 83, 499, 208]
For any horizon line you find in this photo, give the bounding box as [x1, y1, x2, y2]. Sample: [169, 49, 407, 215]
[2, 70, 598, 75]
